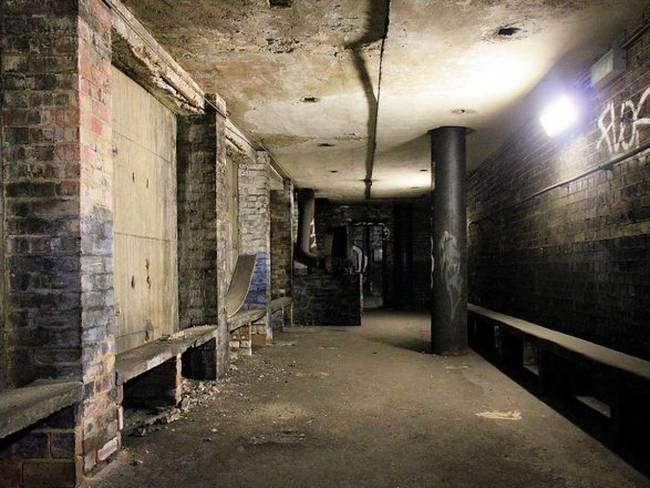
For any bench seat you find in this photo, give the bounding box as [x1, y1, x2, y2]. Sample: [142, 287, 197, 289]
[468, 304, 650, 382]
[0, 380, 82, 439]
[268, 297, 292, 312]
[228, 309, 266, 333]
[115, 325, 218, 385]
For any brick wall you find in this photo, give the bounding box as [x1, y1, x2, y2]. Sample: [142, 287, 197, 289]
[1, 0, 120, 479]
[77, 0, 120, 473]
[238, 150, 271, 341]
[270, 180, 294, 329]
[2, 0, 84, 390]
[176, 94, 231, 376]
[468, 29, 650, 359]
[293, 268, 361, 326]
[177, 107, 218, 329]
[270, 180, 293, 299]
[314, 201, 395, 306]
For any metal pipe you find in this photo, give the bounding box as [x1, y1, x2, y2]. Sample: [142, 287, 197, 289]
[469, 140, 650, 226]
[294, 189, 324, 268]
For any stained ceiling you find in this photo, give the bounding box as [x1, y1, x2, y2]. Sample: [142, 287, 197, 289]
[122, 0, 648, 201]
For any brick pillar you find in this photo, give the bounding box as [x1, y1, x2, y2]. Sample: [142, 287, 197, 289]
[229, 325, 253, 359]
[176, 94, 229, 378]
[182, 339, 218, 380]
[238, 151, 271, 345]
[214, 98, 232, 375]
[176, 104, 219, 329]
[1, 0, 119, 482]
[270, 179, 294, 328]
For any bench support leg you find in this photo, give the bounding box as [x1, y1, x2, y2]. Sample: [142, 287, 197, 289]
[123, 355, 182, 408]
[182, 339, 219, 380]
[0, 406, 80, 488]
[230, 326, 253, 359]
[501, 332, 523, 370]
[611, 388, 650, 448]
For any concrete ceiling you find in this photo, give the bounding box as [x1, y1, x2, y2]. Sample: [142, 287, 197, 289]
[122, 0, 648, 202]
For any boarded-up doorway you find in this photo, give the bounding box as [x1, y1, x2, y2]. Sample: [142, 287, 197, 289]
[112, 68, 178, 353]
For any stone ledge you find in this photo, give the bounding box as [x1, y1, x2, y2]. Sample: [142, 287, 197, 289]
[0, 381, 82, 440]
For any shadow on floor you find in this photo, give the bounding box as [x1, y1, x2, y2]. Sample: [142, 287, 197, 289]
[359, 309, 431, 353]
[475, 348, 650, 479]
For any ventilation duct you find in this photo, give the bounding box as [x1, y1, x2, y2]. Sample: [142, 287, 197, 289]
[295, 188, 324, 268]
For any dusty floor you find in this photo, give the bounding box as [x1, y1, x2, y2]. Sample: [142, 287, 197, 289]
[91, 311, 648, 487]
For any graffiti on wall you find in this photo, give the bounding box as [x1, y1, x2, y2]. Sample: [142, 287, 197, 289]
[597, 85, 650, 155]
[438, 231, 462, 320]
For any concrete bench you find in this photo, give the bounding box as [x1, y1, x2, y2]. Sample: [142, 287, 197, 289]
[468, 303, 650, 446]
[0, 380, 82, 440]
[269, 297, 292, 312]
[468, 304, 650, 382]
[228, 309, 266, 333]
[115, 325, 219, 386]
[114, 325, 219, 409]
[268, 296, 292, 330]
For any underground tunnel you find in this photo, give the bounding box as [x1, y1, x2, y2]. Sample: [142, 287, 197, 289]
[0, 0, 649, 486]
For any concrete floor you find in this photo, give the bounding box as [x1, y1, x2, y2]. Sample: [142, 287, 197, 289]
[91, 311, 648, 487]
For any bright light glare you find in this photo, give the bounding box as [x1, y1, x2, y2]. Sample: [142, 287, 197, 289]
[539, 96, 579, 137]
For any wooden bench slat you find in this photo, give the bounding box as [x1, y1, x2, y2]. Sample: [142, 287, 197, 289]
[0, 381, 82, 439]
[228, 309, 266, 333]
[115, 325, 218, 385]
[469, 304, 650, 382]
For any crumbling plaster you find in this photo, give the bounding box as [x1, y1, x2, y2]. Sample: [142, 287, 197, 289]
[123, 0, 647, 201]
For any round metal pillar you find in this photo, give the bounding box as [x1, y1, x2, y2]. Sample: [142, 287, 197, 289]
[429, 127, 468, 354]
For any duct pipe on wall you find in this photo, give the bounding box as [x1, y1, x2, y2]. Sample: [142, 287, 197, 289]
[295, 188, 324, 268]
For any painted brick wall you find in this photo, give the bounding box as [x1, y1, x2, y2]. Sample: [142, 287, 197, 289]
[270, 180, 293, 299]
[238, 152, 271, 305]
[468, 29, 650, 359]
[238, 150, 271, 340]
[1, 0, 120, 479]
[77, 0, 120, 472]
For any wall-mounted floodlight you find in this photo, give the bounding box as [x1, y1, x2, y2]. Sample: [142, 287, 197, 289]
[539, 95, 579, 137]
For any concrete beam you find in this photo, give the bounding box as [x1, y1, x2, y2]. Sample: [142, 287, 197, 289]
[108, 0, 206, 114]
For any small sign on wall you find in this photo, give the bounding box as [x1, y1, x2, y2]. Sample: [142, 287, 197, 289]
[591, 49, 626, 87]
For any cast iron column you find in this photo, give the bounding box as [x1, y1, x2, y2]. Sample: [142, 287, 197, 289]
[429, 127, 468, 354]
